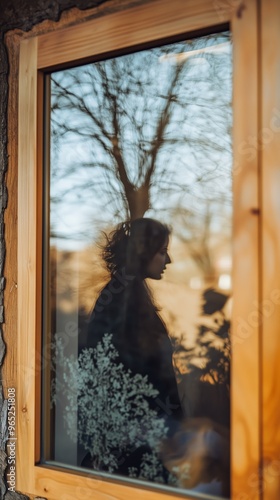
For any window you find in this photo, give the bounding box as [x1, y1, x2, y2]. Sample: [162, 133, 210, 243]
[16, 0, 261, 498]
[44, 31, 232, 497]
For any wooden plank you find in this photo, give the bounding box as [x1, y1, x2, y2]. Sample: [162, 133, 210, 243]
[34, 466, 206, 500]
[231, 0, 261, 497]
[2, 33, 21, 396]
[37, 0, 231, 70]
[261, 0, 280, 498]
[17, 36, 38, 494]
[35, 69, 44, 464]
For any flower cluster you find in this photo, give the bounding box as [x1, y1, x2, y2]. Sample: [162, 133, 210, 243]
[51, 333, 174, 483]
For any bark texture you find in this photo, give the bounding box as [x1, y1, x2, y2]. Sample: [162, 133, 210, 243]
[0, 22, 9, 500]
[0, 1, 108, 498]
[0, 0, 107, 33]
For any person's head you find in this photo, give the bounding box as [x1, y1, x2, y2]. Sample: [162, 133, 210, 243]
[103, 218, 171, 279]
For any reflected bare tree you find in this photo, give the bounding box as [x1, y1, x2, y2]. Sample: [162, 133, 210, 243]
[171, 196, 231, 284]
[50, 32, 232, 246]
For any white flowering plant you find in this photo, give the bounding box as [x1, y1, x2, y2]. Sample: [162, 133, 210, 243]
[51, 333, 175, 482]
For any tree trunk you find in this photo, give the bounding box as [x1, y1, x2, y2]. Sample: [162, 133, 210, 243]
[126, 184, 150, 220]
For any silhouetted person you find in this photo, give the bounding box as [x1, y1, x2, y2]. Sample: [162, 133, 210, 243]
[81, 218, 183, 479]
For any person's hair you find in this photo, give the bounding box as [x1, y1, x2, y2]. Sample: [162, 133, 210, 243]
[102, 218, 170, 277]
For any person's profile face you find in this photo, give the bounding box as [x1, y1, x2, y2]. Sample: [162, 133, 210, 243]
[145, 236, 171, 280]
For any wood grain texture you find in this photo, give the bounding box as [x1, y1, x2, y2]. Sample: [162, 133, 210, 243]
[34, 466, 201, 500]
[1, 30, 21, 500]
[231, 0, 261, 497]
[37, 0, 231, 70]
[2, 32, 21, 402]
[261, 0, 280, 498]
[17, 36, 38, 495]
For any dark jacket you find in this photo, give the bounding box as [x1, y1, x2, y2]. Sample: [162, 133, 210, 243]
[87, 277, 183, 424]
[82, 276, 183, 477]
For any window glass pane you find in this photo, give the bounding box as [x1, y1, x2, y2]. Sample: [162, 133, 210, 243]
[44, 31, 232, 498]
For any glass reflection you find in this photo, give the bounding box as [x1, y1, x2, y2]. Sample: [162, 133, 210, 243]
[46, 31, 232, 498]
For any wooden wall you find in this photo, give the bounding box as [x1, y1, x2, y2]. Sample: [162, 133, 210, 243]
[0, 2, 109, 498]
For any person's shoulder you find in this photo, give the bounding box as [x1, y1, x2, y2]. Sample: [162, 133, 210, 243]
[91, 276, 131, 321]
[97, 276, 128, 303]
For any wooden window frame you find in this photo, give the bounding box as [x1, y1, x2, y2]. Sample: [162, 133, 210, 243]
[14, 0, 262, 498]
